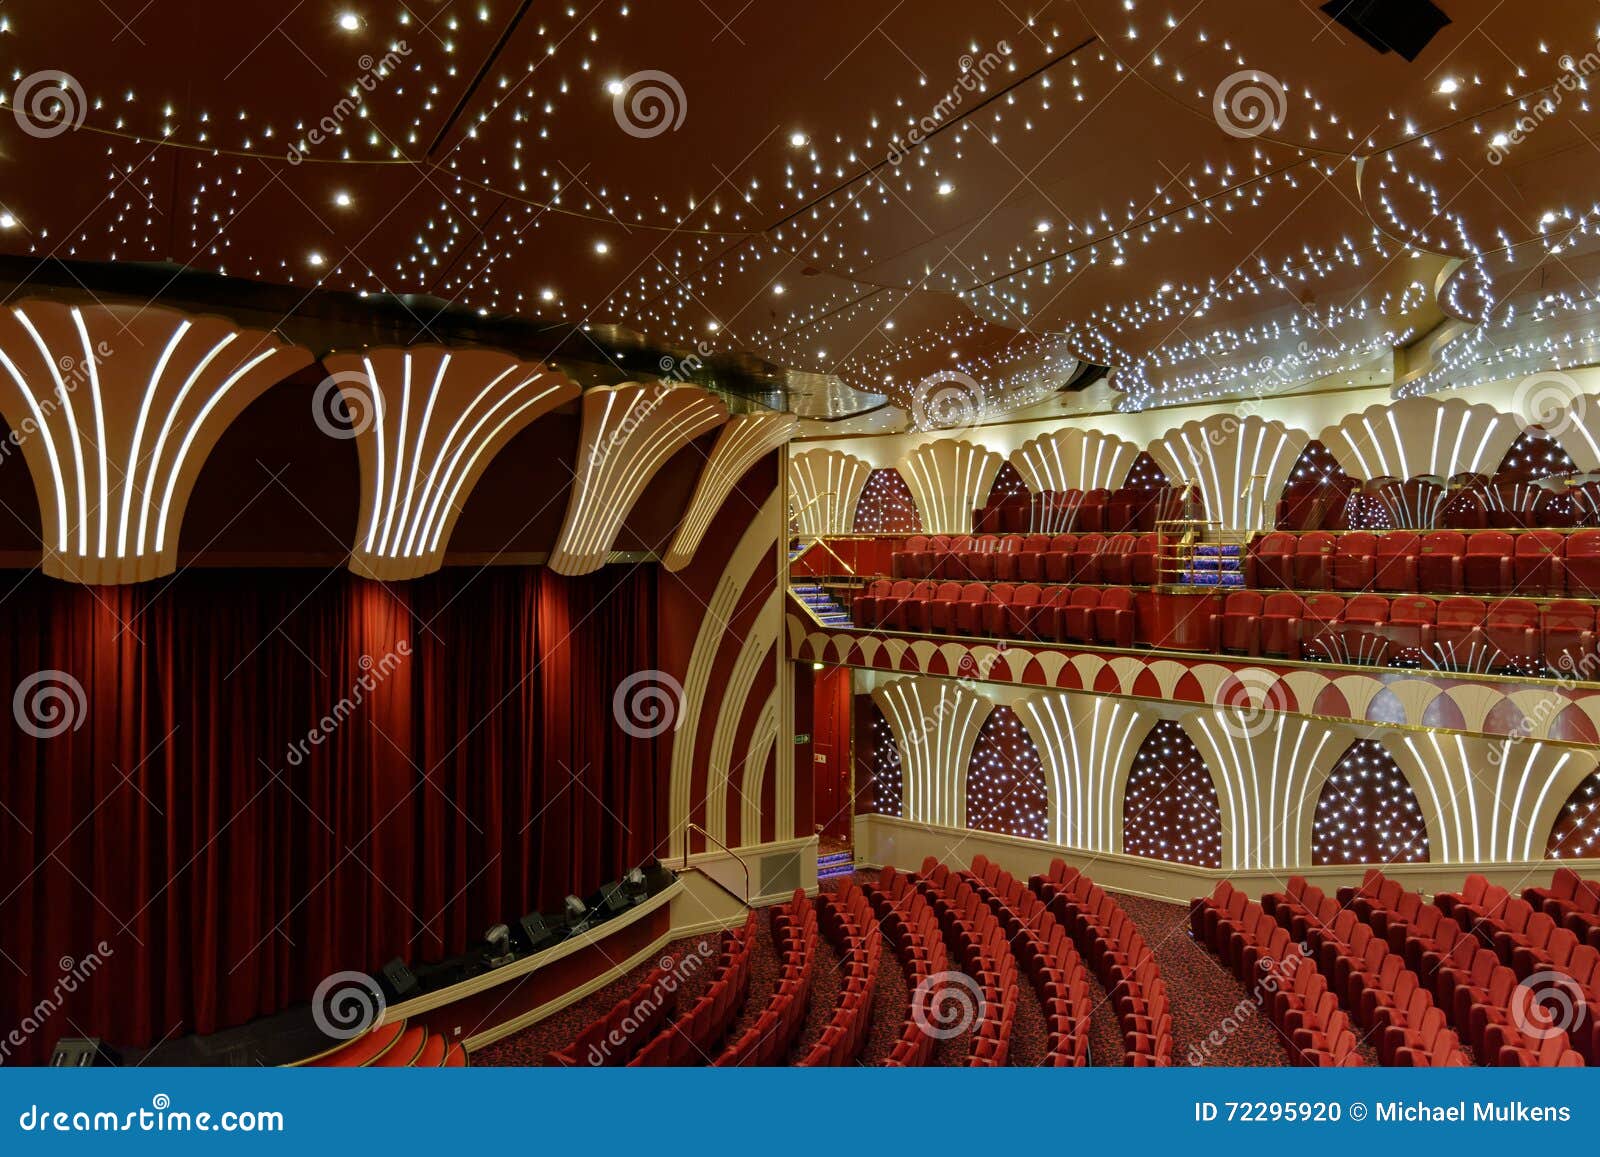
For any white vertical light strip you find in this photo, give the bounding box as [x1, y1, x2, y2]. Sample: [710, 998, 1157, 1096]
[406, 368, 527, 555]
[69, 310, 109, 560]
[118, 321, 190, 557]
[15, 309, 88, 556]
[1339, 428, 1376, 480]
[1519, 748, 1569, 862]
[138, 334, 237, 555]
[389, 354, 449, 558]
[155, 350, 278, 552]
[426, 386, 563, 553]
[360, 356, 387, 554]
[0, 345, 69, 550]
[376, 354, 414, 556]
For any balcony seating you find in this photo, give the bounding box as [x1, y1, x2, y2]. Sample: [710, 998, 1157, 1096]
[1387, 595, 1435, 666]
[1515, 530, 1565, 595]
[1293, 531, 1336, 589]
[1249, 531, 1297, 588]
[1058, 588, 1103, 645]
[1214, 591, 1264, 655]
[1076, 489, 1109, 533]
[1373, 531, 1420, 592]
[1013, 534, 1054, 583]
[1129, 532, 1162, 585]
[1298, 593, 1345, 661]
[1334, 593, 1391, 665]
[1071, 534, 1108, 583]
[1567, 529, 1600, 596]
[1430, 597, 1490, 670]
[1259, 592, 1307, 659]
[1543, 602, 1596, 675]
[1098, 533, 1139, 585]
[921, 581, 964, 634]
[1330, 531, 1378, 590]
[1416, 531, 1465, 591]
[1043, 534, 1079, 583]
[1482, 598, 1542, 675]
[1462, 532, 1515, 594]
[1093, 587, 1137, 648]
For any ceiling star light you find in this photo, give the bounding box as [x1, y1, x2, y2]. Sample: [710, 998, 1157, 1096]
[337, 12, 361, 32]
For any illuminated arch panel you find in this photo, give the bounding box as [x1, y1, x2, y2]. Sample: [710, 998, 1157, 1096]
[853, 467, 921, 533]
[1548, 769, 1600, 860]
[0, 300, 312, 584]
[323, 347, 580, 581]
[1312, 739, 1430, 867]
[1146, 415, 1308, 532]
[871, 675, 993, 829]
[788, 447, 871, 537]
[1385, 734, 1597, 864]
[1182, 709, 1351, 872]
[549, 383, 728, 575]
[1319, 396, 1521, 483]
[1014, 690, 1153, 853]
[898, 438, 1004, 534]
[1122, 719, 1223, 869]
[662, 412, 795, 571]
[964, 705, 1049, 841]
[1010, 427, 1140, 494]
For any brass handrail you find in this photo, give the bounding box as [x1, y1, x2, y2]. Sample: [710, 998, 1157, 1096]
[681, 822, 753, 907]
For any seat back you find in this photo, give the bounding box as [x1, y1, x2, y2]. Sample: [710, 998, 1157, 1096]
[1390, 596, 1436, 625]
[1224, 591, 1265, 616]
[1343, 593, 1388, 623]
[1436, 596, 1487, 627]
[1262, 592, 1304, 617]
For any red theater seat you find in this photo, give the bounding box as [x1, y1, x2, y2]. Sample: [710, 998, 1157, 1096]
[1214, 591, 1265, 655]
[1330, 532, 1377, 590]
[1335, 593, 1390, 665]
[853, 579, 893, 627]
[891, 535, 928, 578]
[1249, 531, 1297, 588]
[887, 581, 936, 631]
[923, 581, 965, 634]
[983, 584, 1018, 636]
[1430, 596, 1489, 670]
[1072, 534, 1107, 583]
[1076, 489, 1109, 532]
[1515, 530, 1565, 595]
[1567, 529, 1600, 596]
[1059, 588, 1103, 644]
[938, 535, 971, 580]
[1387, 596, 1436, 667]
[1129, 533, 1161, 585]
[1416, 531, 1465, 591]
[1013, 534, 1054, 583]
[1259, 593, 1307, 658]
[1483, 598, 1541, 675]
[1462, 531, 1514, 594]
[1004, 584, 1046, 639]
[1094, 588, 1136, 648]
[1373, 531, 1420, 592]
[955, 583, 993, 634]
[1298, 594, 1345, 661]
[1098, 533, 1138, 585]
[990, 534, 1026, 581]
[1043, 534, 1079, 583]
[1293, 532, 1335, 589]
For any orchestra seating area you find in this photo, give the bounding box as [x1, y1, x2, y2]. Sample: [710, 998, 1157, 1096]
[837, 527, 1600, 677]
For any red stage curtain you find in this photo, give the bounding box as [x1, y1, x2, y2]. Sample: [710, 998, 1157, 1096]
[0, 566, 661, 1062]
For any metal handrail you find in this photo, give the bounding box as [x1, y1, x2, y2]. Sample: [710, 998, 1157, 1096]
[792, 537, 856, 576]
[681, 822, 753, 907]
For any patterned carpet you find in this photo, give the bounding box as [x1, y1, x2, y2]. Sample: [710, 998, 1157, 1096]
[477, 873, 1319, 1067]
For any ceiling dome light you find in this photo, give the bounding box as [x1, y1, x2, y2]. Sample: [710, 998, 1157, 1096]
[308, 252, 326, 267]
[337, 12, 361, 31]
[789, 131, 808, 148]
[1436, 77, 1459, 94]
[333, 191, 352, 207]
[772, 283, 785, 295]
[0, 213, 16, 229]
[594, 240, 610, 254]
[540, 288, 556, 302]
[605, 79, 625, 95]
[936, 181, 954, 196]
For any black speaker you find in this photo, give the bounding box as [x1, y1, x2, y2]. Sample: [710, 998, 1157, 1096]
[517, 913, 560, 953]
[1321, 0, 1450, 62]
[380, 958, 419, 1000]
[589, 880, 635, 918]
[50, 1037, 116, 1067]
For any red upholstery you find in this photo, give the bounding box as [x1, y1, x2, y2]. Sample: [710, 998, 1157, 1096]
[1013, 534, 1054, 583]
[1259, 593, 1306, 658]
[1093, 588, 1137, 648]
[1098, 533, 1138, 585]
[1483, 598, 1541, 675]
[922, 581, 965, 634]
[1249, 531, 1297, 588]
[1431, 596, 1489, 670]
[892, 535, 929, 579]
[1293, 531, 1335, 589]
[1416, 531, 1465, 591]
[1298, 594, 1345, 661]
[1214, 591, 1265, 655]
[1071, 533, 1107, 583]
[1544, 601, 1597, 678]
[1129, 533, 1161, 585]
[990, 534, 1026, 582]
[1462, 531, 1514, 594]
[1386, 596, 1436, 666]
[1059, 588, 1103, 644]
[1335, 593, 1391, 665]
[1515, 530, 1565, 595]
[1076, 489, 1109, 532]
[1373, 531, 1420, 592]
[1567, 529, 1600, 596]
[1330, 531, 1377, 590]
[1043, 534, 1079, 583]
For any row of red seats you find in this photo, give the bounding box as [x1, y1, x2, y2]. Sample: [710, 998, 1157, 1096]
[546, 965, 678, 1066]
[714, 892, 817, 1066]
[1192, 883, 1362, 1065]
[963, 854, 1092, 1066]
[306, 1019, 465, 1067]
[629, 911, 757, 1066]
[1527, 867, 1600, 946]
[976, 486, 1188, 536]
[1280, 476, 1600, 533]
[1190, 883, 1364, 1066]
[1217, 591, 1593, 675]
[1259, 878, 1465, 1066]
[1033, 860, 1173, 1065]
[892, 533, 1161, 585]
[915, 860, 1021, 1065]
[855, 579, 1135, 647]
[869, 867, 952, 1067]
[1249, 529, 1600, 596]
[796, 884, 883, 1066]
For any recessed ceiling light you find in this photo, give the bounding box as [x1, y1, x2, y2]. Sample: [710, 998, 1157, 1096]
[0, 213, 16, 229]
[540, 288, 556, 302]
[1436, 77, 1459, 94]
[773, 283, 785, 295]
[936, 181, 954, 196]
[789, 132, 808, 148]
[308, 252, 326, 267]
[333, 191, 352, 207]
[594, 240, 610, 254]
[337, 12, 361, 32]
[1036, 220, 1052, 232]
[605, 79, 625, 95]
[884, 321, 895, 330]
[706, 321, 720, 332]
[1491, 132, 1510, 148]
